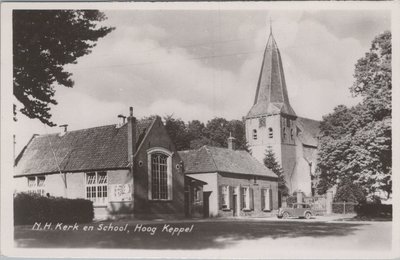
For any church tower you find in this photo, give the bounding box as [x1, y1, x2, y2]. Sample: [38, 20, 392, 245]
[245, 27, 298, 192]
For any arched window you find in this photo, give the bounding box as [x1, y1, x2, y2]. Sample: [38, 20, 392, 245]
[147, 148, 173, 200]
[268, 127, 273, 138]
[151, 153, 168, 200]
[283, 127, 286, 140]
[253, 129, 257, 140]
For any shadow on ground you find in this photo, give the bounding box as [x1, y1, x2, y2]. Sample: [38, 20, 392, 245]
[14, 219, 367, 249]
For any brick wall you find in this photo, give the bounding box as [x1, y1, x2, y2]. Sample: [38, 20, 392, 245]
[217, 172, 278, 217]
[133, 117, 185, 219]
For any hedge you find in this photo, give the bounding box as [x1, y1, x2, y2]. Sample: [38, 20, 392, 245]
[355, 203, 392, 218]
[14, 193, 94, 225]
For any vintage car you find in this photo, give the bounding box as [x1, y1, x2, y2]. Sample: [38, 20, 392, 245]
[277, 203, 314, 219]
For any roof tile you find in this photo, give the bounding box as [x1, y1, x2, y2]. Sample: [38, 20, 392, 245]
[14, 119, 153, 176]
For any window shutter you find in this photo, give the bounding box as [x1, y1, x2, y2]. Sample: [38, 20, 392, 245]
[250, 188, 254, 210]
[261, 188, 265, 210]
[228, 186, 233, 210]
[240, 187, 244, 209]
[265, 188, 272, 211]
[269, 188, 273, 210]
[219, 185, 223, 209]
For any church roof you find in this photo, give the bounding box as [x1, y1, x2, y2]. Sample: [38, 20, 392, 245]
[14, 119, 154, 176]
[178, 146, 277, 178]
[296, 117, 321, 147]
[247, 31, 296, 118]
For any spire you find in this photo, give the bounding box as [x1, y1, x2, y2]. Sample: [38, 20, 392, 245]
[269, 17, 272, 35]
[247, 28, 296, 118]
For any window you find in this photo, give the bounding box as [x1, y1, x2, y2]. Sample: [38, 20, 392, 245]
[290, 129, 294, 141]
[242, 187, 249, 209]
[286, 118, 291, 127]
[147, 148, 173, 201]
[220, 185, 230, 209]
[241, 187, 253, 210]
[151, 153, 168, 200]
[262, 188, 272, 211]
[253, 129, 257, 140]
[194, 187, 201, 202]
[27, 176, 45, 196]
[259, 116, 266, 127]
[85, 171, 108, 205]
[283, 127, 286, 140]
[268, 127, 273, 138]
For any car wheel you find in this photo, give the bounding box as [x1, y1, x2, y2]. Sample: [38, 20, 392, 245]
[282, 212, 290, 219]
[305, 212, 311, 219]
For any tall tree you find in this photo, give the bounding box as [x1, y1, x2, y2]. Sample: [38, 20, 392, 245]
[317, 31, 392, 198]
[263, 149, 289, 196]
[13, 10, 114, 126]
[164, 115, 190, 151]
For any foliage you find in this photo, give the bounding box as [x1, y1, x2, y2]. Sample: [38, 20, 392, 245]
[14, 193, 94, 225]
[13, 10, 114, 126]
[286, 196, 297, 206]
[355, 203, 392, 218]
[316, 31, 392, 198]
[163, 116, 247, 151]
[263, 149, 289, 196]
[164, 115, 191, 151]
[333, 178, 366, 203]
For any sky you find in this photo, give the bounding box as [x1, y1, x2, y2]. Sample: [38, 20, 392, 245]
[13, 8, 390, 154]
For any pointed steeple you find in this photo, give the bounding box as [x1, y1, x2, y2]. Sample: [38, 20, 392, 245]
[247, 28, 296, 118]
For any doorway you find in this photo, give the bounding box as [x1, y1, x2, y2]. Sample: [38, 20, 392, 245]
[203, 191, 211, 218]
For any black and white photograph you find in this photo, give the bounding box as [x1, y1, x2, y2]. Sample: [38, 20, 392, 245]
[1, 2, 399, 259]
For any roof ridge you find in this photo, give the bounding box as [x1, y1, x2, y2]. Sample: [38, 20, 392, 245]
[202, 146, 219, 172]
[35, 124, 118, 138]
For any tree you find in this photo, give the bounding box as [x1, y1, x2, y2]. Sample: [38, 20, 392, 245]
[164, 115, 190, 151]
[334, 178, 366, 203]
[263, 149, 289, 196]
[162, 115, 248, 151]
[317, 31, 392, 198]
[13, 10, 114, 126]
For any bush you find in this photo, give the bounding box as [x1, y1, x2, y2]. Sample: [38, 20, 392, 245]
[334, 179, 366, 203]
[355, 203, 392, 218]
[14, 193, 94, 225]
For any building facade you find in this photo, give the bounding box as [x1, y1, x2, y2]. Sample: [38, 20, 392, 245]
[245, 30, 320, 196]
[14, 108, 192, 219]
[179, 145, 278, 218]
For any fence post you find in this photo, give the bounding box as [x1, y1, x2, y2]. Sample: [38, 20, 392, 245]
[343, 201, 346, 214]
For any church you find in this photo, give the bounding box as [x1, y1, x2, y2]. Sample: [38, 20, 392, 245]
[13, 26, 317, 220]
[244, 29, 320, 197]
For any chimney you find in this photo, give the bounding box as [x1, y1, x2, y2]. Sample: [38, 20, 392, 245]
[117, 114, 127, 128]
[127, 107, 137, 166]
[59, 124, 68, 136]
[227, 132, 236, 150]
